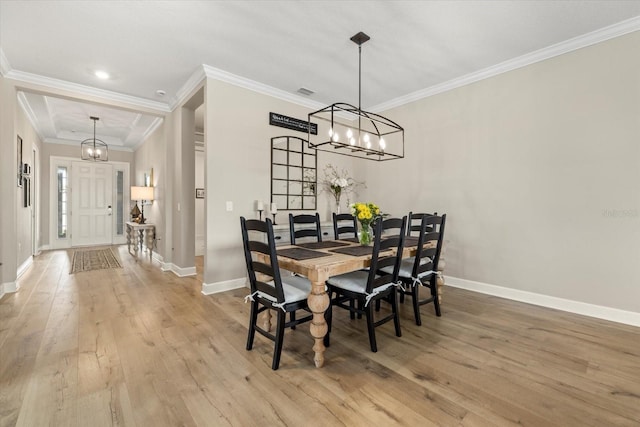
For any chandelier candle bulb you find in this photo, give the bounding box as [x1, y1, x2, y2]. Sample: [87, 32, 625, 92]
[270, 203, 277, 214]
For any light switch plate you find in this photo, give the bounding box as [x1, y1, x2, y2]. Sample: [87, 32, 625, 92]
[226, 201, 233, 211]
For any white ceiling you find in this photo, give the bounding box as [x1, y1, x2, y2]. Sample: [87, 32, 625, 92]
[2, 1, 640, 150]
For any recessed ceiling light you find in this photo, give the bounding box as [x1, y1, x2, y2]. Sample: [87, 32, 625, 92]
[95, 70, 110, 80]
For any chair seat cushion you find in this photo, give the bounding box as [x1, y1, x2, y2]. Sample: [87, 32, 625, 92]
[327, 270, 394, 296]
[262, 276, 311, 304]
[380, 257, 432, 278]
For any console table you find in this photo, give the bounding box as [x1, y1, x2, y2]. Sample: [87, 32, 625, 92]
[126, 222, 155, 261]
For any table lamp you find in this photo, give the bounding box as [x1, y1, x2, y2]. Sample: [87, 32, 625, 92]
[131, 186, 154, 224]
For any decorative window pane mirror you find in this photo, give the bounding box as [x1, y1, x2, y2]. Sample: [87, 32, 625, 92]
[271, 136, 317, 210]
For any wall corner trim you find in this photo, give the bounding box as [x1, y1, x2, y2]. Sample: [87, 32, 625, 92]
[445, 276, 640, 328]
[17, 256, 33, 279]
[1, 281, 19, 298]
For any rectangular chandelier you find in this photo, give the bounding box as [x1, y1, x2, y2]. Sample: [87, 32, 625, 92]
[308, 102, 404, 161]
[307, 32, 404, 161]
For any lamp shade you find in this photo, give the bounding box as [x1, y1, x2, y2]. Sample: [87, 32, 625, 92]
[131, 186, 154, 201]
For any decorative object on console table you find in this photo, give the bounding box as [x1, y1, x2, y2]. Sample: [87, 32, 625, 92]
[321, 164, 363, 214]
[270, 202, 278, 224]
[130, 203, 141, 222]
[196, 188, 205, 199]
[256, 200, 264, 220]
[351, 202, 383, 246]
[131, 186, 154, 224]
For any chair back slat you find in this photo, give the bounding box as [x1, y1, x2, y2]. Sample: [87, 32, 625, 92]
[333, 213, 357, 240]
[367, 216, 407, 293]
[289, 213, 322, 244]
[240, 216, 285, 302]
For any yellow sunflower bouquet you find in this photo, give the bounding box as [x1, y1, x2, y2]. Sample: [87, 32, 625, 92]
[351, 202, 383, 245]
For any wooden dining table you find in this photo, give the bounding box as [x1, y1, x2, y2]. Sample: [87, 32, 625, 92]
[265, 238, 445, 368]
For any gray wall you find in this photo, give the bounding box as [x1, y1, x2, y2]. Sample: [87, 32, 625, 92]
[362, 30, 640, 313]
[203, 78, 355, 287]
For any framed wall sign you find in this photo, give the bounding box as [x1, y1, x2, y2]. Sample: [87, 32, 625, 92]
[196, 188, 205, 199]
[269, 112, 318, 135]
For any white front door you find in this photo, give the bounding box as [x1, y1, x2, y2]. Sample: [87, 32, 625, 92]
[71, 161, 113, 246]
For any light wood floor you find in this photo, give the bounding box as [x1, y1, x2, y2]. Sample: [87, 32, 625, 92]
[1, 246, 639, 426]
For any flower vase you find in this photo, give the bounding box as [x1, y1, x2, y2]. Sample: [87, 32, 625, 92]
[333, 190, 342, 214]
[358, 223, 373, 246]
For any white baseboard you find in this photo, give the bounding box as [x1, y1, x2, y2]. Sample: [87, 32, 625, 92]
[201, 277, 247, 295]
[152, 252, 164, 263]
[445, 276, 640, 328]
[17, 256, 33, 278]
[40, 244, 50, 251]
[167, 264, 196, 277]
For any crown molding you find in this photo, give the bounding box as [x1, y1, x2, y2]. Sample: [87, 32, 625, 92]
[131, 116, 165, 151]
[202, 64, 326, 111]
[0, 48, 10, 76]
[16, 91, 45, 142]
[43, 138, 133, 152]
[172, 66, 206, 110]
[4, 69, 171, 113]
[370, 16, 640, 113]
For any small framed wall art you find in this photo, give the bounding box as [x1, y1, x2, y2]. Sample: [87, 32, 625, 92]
[196, 188, 205, 199]
[17, 135, 23, 187]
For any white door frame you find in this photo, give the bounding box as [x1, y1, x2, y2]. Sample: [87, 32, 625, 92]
[49, 156, 130, 249]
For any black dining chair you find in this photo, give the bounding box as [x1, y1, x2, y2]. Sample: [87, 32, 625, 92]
[324, 216, 407, 352]
[380, 214, 446, 325]
[333, 212, 358, 240]
[407, 211, 437, 236]
[289, 213, 322, 245]
[240, 217, 313, 370]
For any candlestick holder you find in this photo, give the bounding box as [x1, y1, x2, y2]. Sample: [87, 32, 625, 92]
[272, 213, 277, 225]
[258, 209, 263, 220]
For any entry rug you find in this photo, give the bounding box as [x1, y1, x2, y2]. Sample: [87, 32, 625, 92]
[71, 248, 122, 274]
